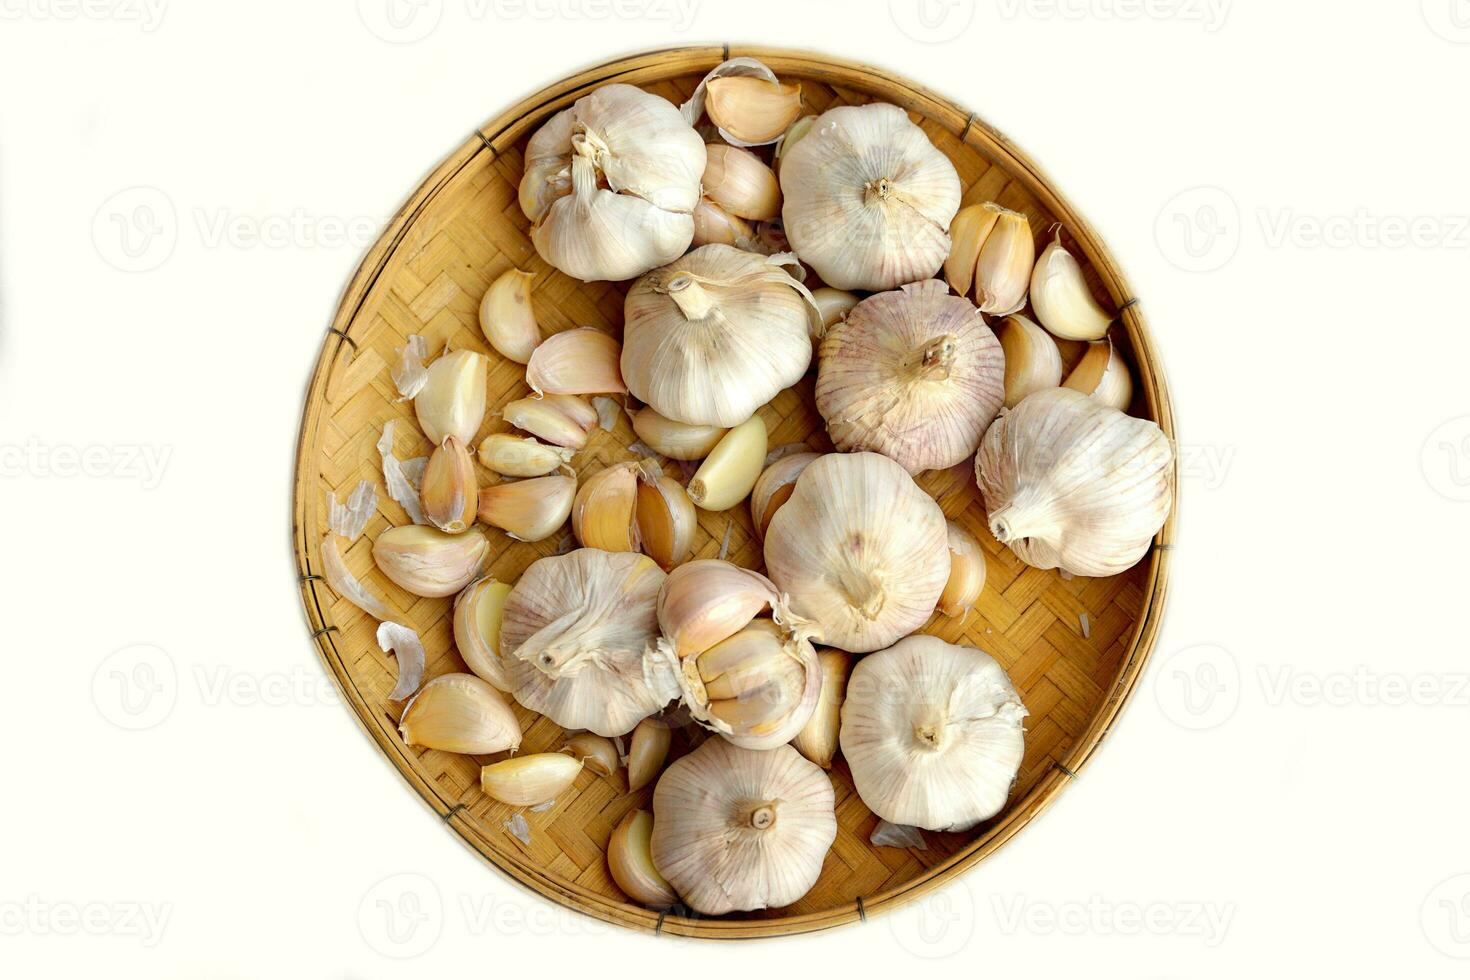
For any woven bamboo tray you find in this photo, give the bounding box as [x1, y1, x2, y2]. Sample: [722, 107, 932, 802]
[292, 46, 1176, 939]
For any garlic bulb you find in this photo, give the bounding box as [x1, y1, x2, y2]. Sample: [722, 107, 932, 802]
[452, 577, 513, 691]
[477, 474, 575, 542]
[500, 549, 676, 737]
[938, 522, 987, 617]
[651, 739, 836, 915]
[630, 407, 725, 461]
[780, 102, 960, 291]
[840, 635, 1026, 832]
[415, 349, 486, 447]
[622, 245, 817, 427]
[478, 267, 541, 364]
[750, 451, 817, 538]
[687, 414, 767, 511]
[945, 202, 1035, 315]
[372, 524, 489, 598]
[608, 810, 678, 908]
[764, 452, 949, 653]
[525, 327, 626, 397]
[657, 558, 789, 659]
[1063, 337, 1133, 412]
[398, 673, 521, 755]
[816, 281, 1003, 474]
[1029, 228, 1113, 341]
[976, 387, 1173, 576]
[419, 435, 477, 533]
[996, 313, 1062, 409]
[519, 84, 705, 282]
[701, 144, 781, 220]
[791, 648, 850, 770]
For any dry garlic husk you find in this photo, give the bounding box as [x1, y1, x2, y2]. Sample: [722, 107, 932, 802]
[321, 534, 398, 622]
[500, 549, 676, 737]
[419, 435, 478, 533]
[1030, 228, 1113, 340]
[622, 245, 817, 427]
[626, 717, 671, 792]
[608, 810, 678, 908]
[780, 102, 960, 291]
[372, 524, 489, 598]
[651, 739, 836, 915]
[630, 407, 726, 461]
[704, 76, 803, 145]
[478, 267, 541, 364]
[945, 202, 1034, 315]
[502, 395, 596, 449]
[680, 58, 789, 147]
[635, 466, 697, 571]
[415, 349, 487, 447]
[702, 144, 781, 220]
[398, 673, 521, 755]
[792, 648, 851, 769]
[841, 635, 1026, 832]
[764, 452, 949, 653]
[1063, 337, 1133, 412]
[562, 732, 621, 776]
[657, 558, 788, 658]
[938, 521, 987, 618]
[572, 463, 640, 552]
[996, 313, 1063, 408]
[687, 414, 767, 511]
[453, 577, 513, 691]
[816, 280, 1004, 474]
[519, 84, 704, 282]
[476, 433, 573, 478]
[481, 753, 583, 807]
[691, 198, 754, 248]
[750, 451, 818, 538]
[477, 474, 576, 542]
[809, 287, 859, 342]
[976, 387, 1173, 577]
[525, 327, 627, 397]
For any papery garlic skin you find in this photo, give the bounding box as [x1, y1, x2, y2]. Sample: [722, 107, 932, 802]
[764, 452, 949, 653]
[816, 280, 1004, 474]
[1029, 229, 1113, 341]
[452, 577, 513, 691]
[841, 635, 1026, 832]
[372, 524, 489, 598]
[976, 387, 1173, 577]
[651, 739, 836, 915]
[398, 673, 521, 755]
[781, 102, 960, 291]
[415, 349, 486, 447]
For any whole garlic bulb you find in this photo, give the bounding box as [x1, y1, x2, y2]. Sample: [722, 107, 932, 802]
[651, 738, 836, 915]
[840, 635, 1027, 832]
[816, 280, 1004, 474]
[621, 245, 818, 427]
[499, 549, 677, 737]
[764, 452, 949, 653]
[976, 387, 1173, 577]
[780, 102, 961, 291]
[519, 84, 705, 282]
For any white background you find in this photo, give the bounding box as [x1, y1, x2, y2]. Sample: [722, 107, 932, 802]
[2, 0, 1469, 975]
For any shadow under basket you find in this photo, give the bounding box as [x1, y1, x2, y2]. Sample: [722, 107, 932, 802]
[292, 45, 1177, 940]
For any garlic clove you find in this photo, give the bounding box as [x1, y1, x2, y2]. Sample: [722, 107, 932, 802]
[1063, 337, 1134, 412]
[607, 809, 679, 908]
[702, 144, 781, 221]
[476, 432, 574, 478]
[419, 435, 478, 533]
[773, 114, 816, 177]
[690, 198, 755, 248]
[972, 204, 1034, 315]
[398, 673, 521, 755]
[808, 287, 860, 343]
[792, 648, 851, 769]
[938, 521, 987, 618]
[657, 559, 783, 658]
[562, 732, 621, 776]
[630, 407, 726, 461]
[502, 395, 595, 449]
[704, 76, 803, 145]
[525, 327, 627, 396]
[572, 462, 640, 552]
[415, 349, 487, 447]
[478, 267, 542, 364]
[684, 618, 820, 749]
[635, 468, 697, 571]
[687, 414, 766, 511]
[996, 313, 1063, 409]
[477, 474, 576, 542]
[452, 577, 514, 691]
[750, 451, 818, 538]
[372, 524, 489, 598]
[943, 203, 1000, 300]
[1029, 228, 1113, 341]
[626, 717, 671, 793]
[480, 753, 583, 807]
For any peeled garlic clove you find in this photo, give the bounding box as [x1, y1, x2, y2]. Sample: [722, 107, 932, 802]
[419, 436, 478, 533]
[1063, 337, 1134, 412]
[773, 114, 816, 177]
[938, 522, 987, 618]
[635, 468, 697, 571]
[572, 463, 640, 552]
[398, 673, 521, 755]
[452, 577, 513, 691]
[705, 76, 803, 145]
[525, 327, 626, 397]
[996, 313, 1063, 408]
[809, 287, 860, 342]
[687, 414, 766, 511]
[702, 144, 781, 221]
[415, 349, 487, 447]
[657, 559, 785, 658]
[1030, 228, 1113, 341]
[750, 451, 817, 539]
[972, 204, 1034, 315]
[792, 648, 851, 769]
[562, 732, 621, 777]
[943, 203, 1000, 299]
[630, 407, 726, 461]
[691, 198, 754, 248]
[976, 387, 1173, 577]
[608, 809, 679, 908]
[480, 752, 583, 807]
[372, 524, 489, 598]
[840, 636, 1026, 832]
[476, 433, 573, 478]
[502, 395, 594, 449]
[626, 717, 671, 792]
[679, 619, 822, 750]
[478, 267, 541, 364]
[477, 474, 575, 542]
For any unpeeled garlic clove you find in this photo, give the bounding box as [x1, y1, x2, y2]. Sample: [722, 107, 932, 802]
[477, 433, 573, 478]
[502, 395, 596, 449]
[705, 76, 803, 144]
[750, 451, 818, 538]
[415, 349, 487, 447]
[478, 267, 541, 364]
[943, 203, 1000, 299]
[690, 198, 755, 248]
[701, 144, 780, 221]
[452, 577, 513, 691]
[477, 474, 576, 542]
[572, 463, 640, 552]
[635, 466, 697, 571]
[1063, 337, 1133, 412]
[630, 407, 726, 461]
[1029, 227, 1113, 341]
[684, 619, 821, 749]
[996, 313, 1063, 408]
[398, 673, 521, 755]
[938, 521, 987, 618]
[809, 287, 860, 342]
[607, 809, 679, 908]
[626, 717, 671, 793]
[480, 752, 583, 807]
[656, 558, 783, 658]
[972, 204, 1034, 315]
[562, 732, 621, 776]
[372, 524, 489, 598]
[419, 436, 478, 533]
[792, 648, 851, 769]
[687, 414, 766, 511]
[525, 327, 627, 396]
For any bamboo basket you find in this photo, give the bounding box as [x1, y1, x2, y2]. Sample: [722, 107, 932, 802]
[292, 46, 1176, 940]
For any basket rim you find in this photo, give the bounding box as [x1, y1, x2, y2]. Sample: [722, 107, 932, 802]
[291, 44, 1177, 941]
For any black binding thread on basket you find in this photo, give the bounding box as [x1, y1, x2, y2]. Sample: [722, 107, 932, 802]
[328, 328, 358, 352]
[856, 896, 867, 922]
[1055, 761, 1078, 778]
[442, 803, 466, 823]
[655, 910, 667, 935]
[300, 574, 323, 583]
[721, 42, 729, 60]
[311, 625, 338, 639]
[960, 112, 977, 143]
[1118, 297, 1141, 312]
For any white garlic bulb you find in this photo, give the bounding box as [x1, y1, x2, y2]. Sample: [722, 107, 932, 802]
[519, 84, 705, 282]
[499, 549, 677, 737]
[976, 387, 1173, 577]
[764, 452, 949, 653]
[621, 245, 817, 427]
[840, 635, 1027, 832]
[780, 102, 960, 291]
[815, 280, 1004, 474]
[651, 739, 836, 915]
